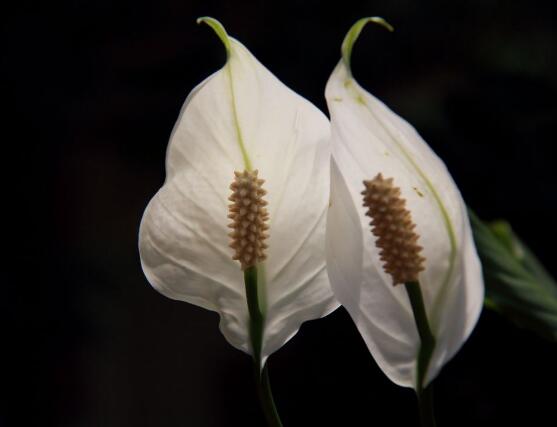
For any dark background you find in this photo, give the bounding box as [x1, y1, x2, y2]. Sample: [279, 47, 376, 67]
[5, 0, 557, 426]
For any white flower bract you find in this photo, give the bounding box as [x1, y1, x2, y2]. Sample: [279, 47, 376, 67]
[139, 18, 339, 362]
[325, 18, 484, 389]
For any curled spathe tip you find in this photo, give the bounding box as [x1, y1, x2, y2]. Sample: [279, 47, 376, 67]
[341, 17, 394, 74]
[197, 16, 231, 57]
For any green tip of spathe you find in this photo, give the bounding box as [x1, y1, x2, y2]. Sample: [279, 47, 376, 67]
[197, 16, 231, 57]
[341, 17, 394, 73]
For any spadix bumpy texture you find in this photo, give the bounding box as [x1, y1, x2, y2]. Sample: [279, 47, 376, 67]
[139, 19, 338, 361]
[228, 169, 269, 270]
[325, 19, 484, 389]
[362, 173, 425, 285]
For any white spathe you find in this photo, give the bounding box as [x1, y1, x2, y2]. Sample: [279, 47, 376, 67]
[325, 18, 484, 389]
[139, 18, 339, 362]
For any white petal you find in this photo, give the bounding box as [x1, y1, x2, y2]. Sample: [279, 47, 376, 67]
[325, 19, 483, 388]
[327, 159, 418, 386]
[140, 18, 338, 358]
[140, 168, 249, 352]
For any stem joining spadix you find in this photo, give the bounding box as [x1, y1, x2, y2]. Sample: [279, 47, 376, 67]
[230, 170, 281, 426]
[361, 173, 437, 426]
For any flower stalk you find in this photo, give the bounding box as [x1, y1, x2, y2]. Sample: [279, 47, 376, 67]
[255, 364, 283, 427]
[244, 267, 283, 427]
[405, 281, 437, 427]
[244, 267, 264, 365]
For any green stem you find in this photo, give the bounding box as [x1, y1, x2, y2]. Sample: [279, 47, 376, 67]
[244, 267, 283, 427]
[418, 384, 436, 427]
[405, 281, 437, 427]
[244, 267, 264, 364]
[253, 363, 283, 427]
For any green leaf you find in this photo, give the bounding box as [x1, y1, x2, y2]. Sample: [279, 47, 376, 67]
[469, 209, 557, 341]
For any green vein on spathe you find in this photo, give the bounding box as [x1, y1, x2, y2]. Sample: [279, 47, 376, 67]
[226, 63, 252, 171]
[341, 18, 457, 322]
[392, 136, 457, 310]
[360, 89, 458, 311]
[197, 16, 253, 171]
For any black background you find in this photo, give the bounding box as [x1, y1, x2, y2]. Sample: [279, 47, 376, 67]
[5, 0, 557, 426]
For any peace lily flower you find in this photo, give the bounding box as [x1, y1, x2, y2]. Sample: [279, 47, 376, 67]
[138, 17, 338, 378]
[325, 17, 484, 395]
